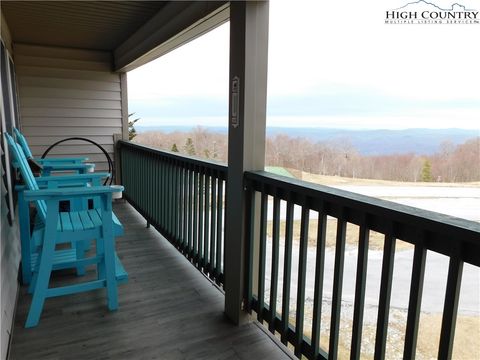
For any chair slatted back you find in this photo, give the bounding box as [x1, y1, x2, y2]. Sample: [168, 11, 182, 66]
[14, 128, 33, 158]
[5, 133, 47, 221]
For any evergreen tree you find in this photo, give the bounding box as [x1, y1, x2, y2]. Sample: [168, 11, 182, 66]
[128, 113, 140, 140]
[421, 159, 433, 182]
[171, 143, 179, 152]
[183, 138, 196, 156]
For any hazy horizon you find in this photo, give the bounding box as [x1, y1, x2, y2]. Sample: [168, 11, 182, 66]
[135, 123, 480, 132]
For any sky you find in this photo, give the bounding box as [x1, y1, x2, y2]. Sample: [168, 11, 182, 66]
[127, 0, 480, 130]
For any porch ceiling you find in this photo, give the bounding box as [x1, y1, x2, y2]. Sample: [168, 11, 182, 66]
[1, 0, 229, 71]
[1, 1, 167, 51]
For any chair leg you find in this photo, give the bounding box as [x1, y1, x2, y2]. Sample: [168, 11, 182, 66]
[25, 238, 55, 328]
[96, 238, 105, 281]
[28, 272, 38, 294]
[102, 236, 118, 311]
[18, 191, 32, 285]
[75, 241, 86, 276]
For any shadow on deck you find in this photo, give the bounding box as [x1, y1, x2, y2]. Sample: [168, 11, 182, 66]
[10, 202, 291, 360]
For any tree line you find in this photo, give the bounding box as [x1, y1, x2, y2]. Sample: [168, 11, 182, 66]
[134, 127, 479, 183]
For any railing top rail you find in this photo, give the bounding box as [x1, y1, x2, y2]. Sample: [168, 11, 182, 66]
[118, 140, 228, 175]
[245, 171, 480, 254]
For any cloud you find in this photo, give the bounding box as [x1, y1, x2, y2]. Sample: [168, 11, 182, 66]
[127, 0, 480, 129]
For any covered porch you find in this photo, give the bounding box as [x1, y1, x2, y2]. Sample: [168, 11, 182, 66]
[1, 1, 479, 360]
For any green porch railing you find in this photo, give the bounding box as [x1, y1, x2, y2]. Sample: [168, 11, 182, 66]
[118, 141, 479, 359]
[118, 141, 227, 285]
[244, 171, 480, 360]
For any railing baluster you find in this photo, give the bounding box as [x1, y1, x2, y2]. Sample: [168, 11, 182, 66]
[198, 170, 204, 268]
[167, 159, 171, 238]
[166, 160, 170, 235]
[294, 204, 310, 357]
[193, 170, 199, 262]
[257, 190, 268, 323]
[187, 166, 193, 255]
[438, 255, 463, 360]
[184, 166, 189, 249]
[144, 155, 149, 218]
[171, 162, 182, 245]
[204, 173, 210, 270]
[210, 176, 217, 276]
[216, 177, 223, 280]
[351, 221, 370, 360]
[312, 202, 327, 358]
[165, 158, 169, 234]
[167, 159, 172, 235]
[137, 150, 140, 198]
[374, 232, 396, 360]
[171, 164, 182, 245]
[329, 214, 347, 360]
[173, 161, 178, 242]
[269, 196, 280, 333]
[183, 167, 189, 252]
[154, 156, 157, 221]
[403, 235, 427, 360]
[158, 157, 166, 232]
[245, 184, 255, 313]
[137, 150, 141, 201]
[148, 156, 152, 218]
[149, 156, 153, 219]
[175, 161, 180, 238]
[177, 165, 181, 243]
[281, 199, 294, 345]
[141, 154, 145, 212]
[131, 150, 135, 200]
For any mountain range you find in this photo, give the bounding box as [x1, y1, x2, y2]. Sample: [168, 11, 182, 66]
[135, 126, 478, 156]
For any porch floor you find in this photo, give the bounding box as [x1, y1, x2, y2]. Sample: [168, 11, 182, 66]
[10, 202, 291, 360]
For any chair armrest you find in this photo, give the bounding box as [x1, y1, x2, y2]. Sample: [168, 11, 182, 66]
[23, 185, 123, 201]
[35, 173, 110, 184]
[34, 157, 88, 164]
[40, 163, 95, 171]
[15, 185, 28, 192]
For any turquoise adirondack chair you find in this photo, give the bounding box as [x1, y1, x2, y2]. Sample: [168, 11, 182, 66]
[6, 133, 127, 328]
[13, 128, 94, 175]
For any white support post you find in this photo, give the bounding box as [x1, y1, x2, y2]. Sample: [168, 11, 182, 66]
[224, 1, 269, 325]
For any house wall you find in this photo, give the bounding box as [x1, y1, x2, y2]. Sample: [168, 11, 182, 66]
[1, 17, 20, 360]
[0, 163, 20, 360]
[14, 44, 125, 172]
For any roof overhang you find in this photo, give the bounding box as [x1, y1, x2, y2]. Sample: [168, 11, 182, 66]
[114, 2, 229, 72]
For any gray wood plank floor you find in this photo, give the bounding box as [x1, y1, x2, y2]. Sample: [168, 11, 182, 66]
[10, 202, 292, 360]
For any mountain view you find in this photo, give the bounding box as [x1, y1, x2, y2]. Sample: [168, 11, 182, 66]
[136, 125, 478, 155]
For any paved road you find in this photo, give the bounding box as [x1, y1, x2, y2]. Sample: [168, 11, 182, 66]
[265, 242, 480, 315]
[258, 184, 480, 314]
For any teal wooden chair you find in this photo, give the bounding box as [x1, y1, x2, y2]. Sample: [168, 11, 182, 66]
[17, 175, 110, 284]
[6, 133, 127, 328]
[13, 128, 94, 175]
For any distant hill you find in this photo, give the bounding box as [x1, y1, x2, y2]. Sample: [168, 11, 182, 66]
[135, 126, 478, 156]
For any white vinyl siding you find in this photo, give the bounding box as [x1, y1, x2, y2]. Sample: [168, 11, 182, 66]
[15, 44, 124, 172]
[1, 24, 20, 360]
